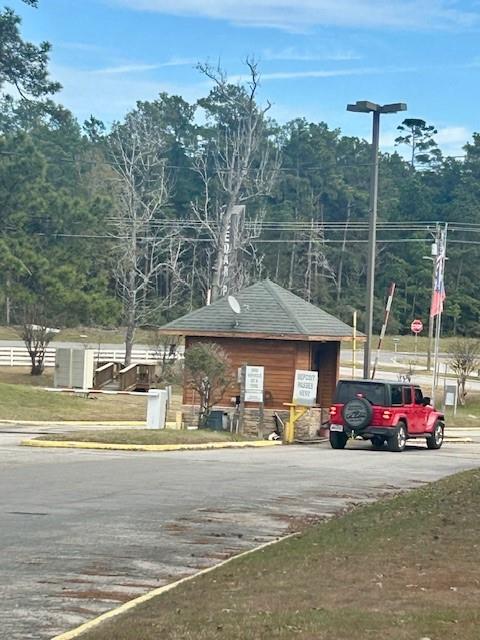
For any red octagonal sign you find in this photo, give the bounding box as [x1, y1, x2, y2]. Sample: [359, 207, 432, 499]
[411, 319, 423, 334]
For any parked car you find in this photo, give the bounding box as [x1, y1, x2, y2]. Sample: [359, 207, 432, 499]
[328, 379, 445, 452]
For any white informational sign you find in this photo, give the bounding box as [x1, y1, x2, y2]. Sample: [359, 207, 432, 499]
[293, 370, 318, 407]
[445, 385, 457, 406]
[244, 365, 264, 403]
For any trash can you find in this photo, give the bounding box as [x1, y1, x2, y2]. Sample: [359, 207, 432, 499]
[204, 410, 226, 430]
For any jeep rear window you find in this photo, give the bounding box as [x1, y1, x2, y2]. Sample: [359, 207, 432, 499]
[334, 382, 387, 405]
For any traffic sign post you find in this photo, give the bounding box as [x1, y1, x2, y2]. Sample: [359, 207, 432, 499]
[410, 319, 423, 362]
[410, 319, 423, 334]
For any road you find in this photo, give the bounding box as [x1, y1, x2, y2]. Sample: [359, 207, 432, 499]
[1, 427, 480, 640]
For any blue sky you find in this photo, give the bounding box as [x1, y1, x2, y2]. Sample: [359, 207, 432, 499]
[13, 0, 480, 156]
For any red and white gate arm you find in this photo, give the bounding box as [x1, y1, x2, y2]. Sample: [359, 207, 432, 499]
[371, 282, 396, 380]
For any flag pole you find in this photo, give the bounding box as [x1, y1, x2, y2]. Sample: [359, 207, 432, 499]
[431, 223, 448, 406]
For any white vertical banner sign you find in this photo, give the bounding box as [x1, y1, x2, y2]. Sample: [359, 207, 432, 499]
[221, 222, 231, 298]
[220, 205, 245, 298]
[244, 365, 264, 403]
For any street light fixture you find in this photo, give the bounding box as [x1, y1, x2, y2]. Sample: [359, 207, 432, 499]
[346, 100, 407, 379]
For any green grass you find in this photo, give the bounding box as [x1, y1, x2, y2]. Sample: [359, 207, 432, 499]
[34, 428, 247, 444]
[342, 334, 478, 354]
[0, 382, 147, 422]
[81, 469, 480, 640]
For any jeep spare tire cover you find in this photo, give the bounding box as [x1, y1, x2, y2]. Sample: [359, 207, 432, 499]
[342, 397, 373, 430]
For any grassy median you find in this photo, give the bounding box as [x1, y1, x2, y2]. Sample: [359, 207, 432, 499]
[0, 381, 147, 422]
[80, 469, 480, 640]
[34, 428, 246, 445]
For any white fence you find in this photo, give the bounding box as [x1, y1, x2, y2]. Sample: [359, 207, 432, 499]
[0, 346, 171, 368]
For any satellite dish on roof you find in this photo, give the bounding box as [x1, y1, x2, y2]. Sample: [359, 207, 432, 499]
[228, 295, 241, 315]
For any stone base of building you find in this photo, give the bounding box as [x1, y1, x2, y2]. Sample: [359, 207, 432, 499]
[181, 404, 330, 440]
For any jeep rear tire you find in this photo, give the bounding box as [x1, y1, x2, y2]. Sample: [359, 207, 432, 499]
[426, 420, 444, 450]
[342, 397, 373, 431]
[329, 431, 348, 449]
[387, 422, 407, 452]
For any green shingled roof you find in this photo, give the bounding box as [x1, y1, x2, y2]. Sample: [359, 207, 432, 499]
[160, 279, 357, 340]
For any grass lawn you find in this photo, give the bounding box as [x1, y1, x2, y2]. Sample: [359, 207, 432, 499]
[81, 469, 480, 640]
[34, 428, 246, 444]
[0, 382, 147, 422]
[445, 395, 480, 428]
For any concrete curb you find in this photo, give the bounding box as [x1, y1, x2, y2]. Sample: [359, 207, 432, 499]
[51, 532, 298, 640]
[20, 438, 282, 452]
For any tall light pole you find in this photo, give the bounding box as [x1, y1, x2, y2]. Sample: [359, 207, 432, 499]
[346, 100, 407, 379]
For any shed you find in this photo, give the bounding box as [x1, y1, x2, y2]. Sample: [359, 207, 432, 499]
[160, 279, 361, 435]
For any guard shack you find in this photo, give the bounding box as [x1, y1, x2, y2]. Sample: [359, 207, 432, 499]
[159, 279, 361, 439]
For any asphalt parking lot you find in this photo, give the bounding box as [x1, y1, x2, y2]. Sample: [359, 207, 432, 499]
[1, 427, 480, 640]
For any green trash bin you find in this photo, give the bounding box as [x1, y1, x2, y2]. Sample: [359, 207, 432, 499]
[204, 410, 225, 430]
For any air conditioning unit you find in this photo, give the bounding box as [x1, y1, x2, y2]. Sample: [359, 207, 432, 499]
[54, 348, 95, 389]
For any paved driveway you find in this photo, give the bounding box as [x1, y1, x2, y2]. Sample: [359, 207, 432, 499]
[1, 427, 480, 640]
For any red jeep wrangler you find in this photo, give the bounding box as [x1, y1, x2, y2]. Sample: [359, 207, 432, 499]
[329, 379, 445, 452]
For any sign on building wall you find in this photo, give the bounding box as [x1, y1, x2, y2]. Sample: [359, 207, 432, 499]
[293, 370, 318, 406]
[244, 365, 264, 403]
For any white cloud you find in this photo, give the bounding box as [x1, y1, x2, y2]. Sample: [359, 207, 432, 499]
[262, 47, 361, 61]
[230, 65, 416, 83]
[381, 124, 471, 157]
[57, 41, 110, 54]
[92, 58, 198, 75]
[107, 0, 479, 32]
[50, 64, 205, 125]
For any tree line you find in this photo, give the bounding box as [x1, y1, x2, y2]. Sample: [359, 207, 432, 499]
[2, 1, 480, 363]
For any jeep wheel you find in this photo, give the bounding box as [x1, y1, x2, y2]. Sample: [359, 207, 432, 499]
[387, 422, 407, 452]
[426, 420, 444, 450]
[329, 431, 348, 449]
[342, 397, 373, 431]
[371, 436, 385, 450]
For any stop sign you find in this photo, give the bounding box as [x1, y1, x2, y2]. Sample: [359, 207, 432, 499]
[411, 319, 423, 334]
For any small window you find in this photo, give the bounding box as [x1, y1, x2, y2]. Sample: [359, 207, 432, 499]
[414, 388, 424, 405]
[403, 387, 412, 404]
[391, 385, 403, 406]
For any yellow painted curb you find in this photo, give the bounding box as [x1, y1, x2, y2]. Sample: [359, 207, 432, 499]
[20, 439, 282, 452]
[51, 532, 297, 640]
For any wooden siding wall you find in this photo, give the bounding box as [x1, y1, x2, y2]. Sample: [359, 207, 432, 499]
[183, 336, 339, 410]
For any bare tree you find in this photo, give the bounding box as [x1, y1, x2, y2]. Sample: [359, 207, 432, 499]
[184, 342, 235, 428]
[192, 59, 281, 301]
[448, 339, 480, 405]
[148, 330, 182, 385]
[108, 110, 184, 365]
[21, 322, 58, 376]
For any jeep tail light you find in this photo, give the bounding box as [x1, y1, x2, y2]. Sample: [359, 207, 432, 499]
[382, 410, 392, 420]
[329, 406, 337, 417]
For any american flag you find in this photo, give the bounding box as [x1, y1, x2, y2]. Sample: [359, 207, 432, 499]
[430, 243, 446, 317]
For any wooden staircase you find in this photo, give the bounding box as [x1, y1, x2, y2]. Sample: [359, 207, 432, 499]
[93, 362, 156, 392]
